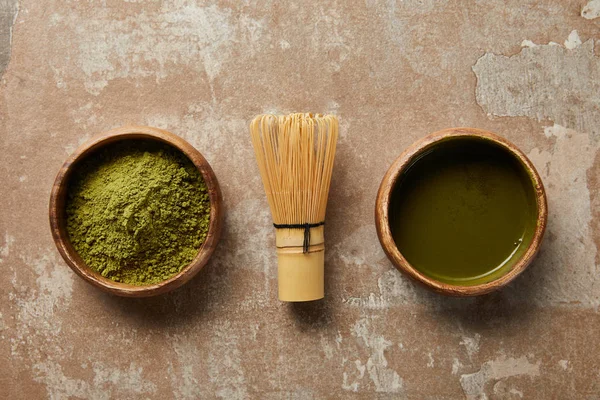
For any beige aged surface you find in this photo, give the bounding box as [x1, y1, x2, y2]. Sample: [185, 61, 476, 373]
[1, 1, 599, 399]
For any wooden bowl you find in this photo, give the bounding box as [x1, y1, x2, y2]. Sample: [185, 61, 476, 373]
[375, 128, 547, 296]
[49, 126, 223, 297]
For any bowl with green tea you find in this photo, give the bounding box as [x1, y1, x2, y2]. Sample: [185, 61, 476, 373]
[375, 128, 547, 296]
[49, 126, 223, 297]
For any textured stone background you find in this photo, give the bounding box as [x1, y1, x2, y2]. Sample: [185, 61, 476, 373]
[1, 1, 600, 399]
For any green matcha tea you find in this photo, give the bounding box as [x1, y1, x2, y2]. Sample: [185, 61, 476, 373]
[389, 138, 537, 285]
[66, 139, 210, 286]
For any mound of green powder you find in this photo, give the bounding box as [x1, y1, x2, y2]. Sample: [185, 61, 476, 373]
[66, 140, 210, 285]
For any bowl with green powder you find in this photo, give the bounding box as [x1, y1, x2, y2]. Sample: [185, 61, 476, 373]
[49, 126, 223, 297]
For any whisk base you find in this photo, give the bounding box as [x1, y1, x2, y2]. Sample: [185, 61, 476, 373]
[277, 245, 324, 302]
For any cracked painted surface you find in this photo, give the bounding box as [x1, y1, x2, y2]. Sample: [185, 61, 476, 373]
[582, 0, 600, 19]
[473, 37, 600, 139]
[0, 0, 18, 78]
[1, 0, 599, 398]
[460, 355, 540, 400]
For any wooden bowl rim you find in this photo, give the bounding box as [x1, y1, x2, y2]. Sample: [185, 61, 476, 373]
[375, 127, 548, 296]
[49, 125, 223, 297]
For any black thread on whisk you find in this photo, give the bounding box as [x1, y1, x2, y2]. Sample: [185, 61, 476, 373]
[273, 221, 325, 254]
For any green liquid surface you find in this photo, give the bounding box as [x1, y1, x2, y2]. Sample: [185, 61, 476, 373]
[390, 138, 537, 285]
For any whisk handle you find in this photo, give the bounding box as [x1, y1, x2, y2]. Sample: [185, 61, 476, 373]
[275, 226, 325, 302]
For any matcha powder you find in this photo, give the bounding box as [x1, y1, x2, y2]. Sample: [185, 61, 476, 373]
[66, 140, 211, 285]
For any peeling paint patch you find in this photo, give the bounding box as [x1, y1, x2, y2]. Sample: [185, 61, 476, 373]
[558, 360, 571, 371]
[0, 232, 15, 262]
[426, 352, 435, 368]
[279, 39, 290, 49]
[344, 317, 403, 393]
[520, 40, 537, 48]
[460, 334, 481, 359]
[582, 0, 600, 19]
[0, 0, 18, 77]
[452, 358, 463, 375]
[473, 38, 600, 138]
[564, 30, 582, 50]
[460, 356, 540, 400]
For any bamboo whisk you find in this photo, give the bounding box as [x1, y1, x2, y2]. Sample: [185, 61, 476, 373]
[250, 113, 338, 302]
